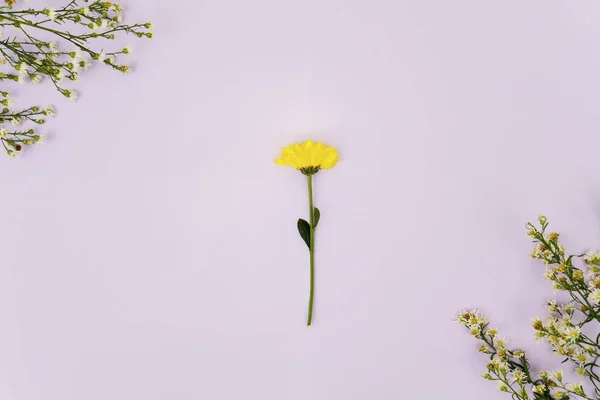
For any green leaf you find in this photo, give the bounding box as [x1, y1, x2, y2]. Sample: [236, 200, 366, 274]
[313, 207, 321, 228]
[297, 219, 311, 248]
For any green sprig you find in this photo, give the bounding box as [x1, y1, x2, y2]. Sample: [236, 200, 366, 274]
[0, 0, 152, 157]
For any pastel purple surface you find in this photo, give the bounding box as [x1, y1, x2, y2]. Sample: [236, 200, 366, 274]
[2, 1, 600, 399]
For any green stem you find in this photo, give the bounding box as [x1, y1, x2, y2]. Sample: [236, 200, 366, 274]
[307, 174, 315, 326]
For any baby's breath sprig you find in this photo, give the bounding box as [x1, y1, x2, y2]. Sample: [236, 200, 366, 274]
[527, 217, 600, 397]
[457, 310, 592, 400]
[0, 0, 152, 157]
[457, 311, 537, 399]
[0, 91, 51, 157]
[460, 217, 600, 399]
[527, 218, 596, 317]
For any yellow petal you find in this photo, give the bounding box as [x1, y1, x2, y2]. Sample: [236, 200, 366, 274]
[320, 156, 338, 169]
[275, 140, 339, 172]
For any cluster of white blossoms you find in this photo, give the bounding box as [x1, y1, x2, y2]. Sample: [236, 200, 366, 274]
[456, 310, 532, 399]
[0, 0, 152, 156]
[0, 3, 145, 97]
[0, 92, 53, 157]
[584, 251, 600, 309]
[458, 216, 600, 400]
[458, 309, 590, 400]
[532, 310, 592, 377]
[528, 216, 600, 302]
[528, 216, 566, 268]
[528, 217, 600, 389]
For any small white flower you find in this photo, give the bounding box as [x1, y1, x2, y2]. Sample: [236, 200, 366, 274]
[80, 59, 92, 71]
[469, 325, 481, 337]
[511, 370, 524, 383]
[565, 326, 581, 343]
[543, 268, 555, 280]
[551, 370, 563, 382]
[112, 4, 124, 15]
[67, 90, 79, 102]
[533, 384, 546, 394]
[455, 309, 487, 328]
[42, 105, 55, 117]
[490, 358, 508, 373]
[561, 302, 575, 313]
[561, 314, 572, 326]
[97, 53, 106, 62]
[495, 337, 507, 348]
[0, 128, 7, 138]
[11, 117, 21, 126]
[56, 72, 65, 83]
[123, 45, 132, 54]
[7, 150, 16, 159]
[513, 350, 524, 358]
[47, 9, 57, 21]
[552, 389, 568, 399]
[585, 250, 600, 265]
[455, 311, 466, 324]
[0, 57, 6, 66]
[49, 42, 59, 52]
[589, 288, 600, 305]
[81, 7, 90, 16]
[544, 316, 558, 329]
[565, 382, 584, 395]
[17, 75, 25, 84]
[574, 350, 588, 365]
[2, 97, 13, 108]
[30, 75, 42, 84]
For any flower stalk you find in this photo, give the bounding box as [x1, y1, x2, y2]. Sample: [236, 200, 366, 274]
[307, 174, 315, 326]
[275, 140, 339, 326]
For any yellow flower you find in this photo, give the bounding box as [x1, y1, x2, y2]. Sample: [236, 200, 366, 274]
[275, 140, 339, 175]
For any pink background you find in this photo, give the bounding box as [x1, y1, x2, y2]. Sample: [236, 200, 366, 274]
[2, 0, 600, 399]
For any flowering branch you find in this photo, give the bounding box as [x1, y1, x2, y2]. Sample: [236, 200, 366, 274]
[459, 216, 600, 399]
[0, 0, 152, 157]
[457, 310, 591, 399]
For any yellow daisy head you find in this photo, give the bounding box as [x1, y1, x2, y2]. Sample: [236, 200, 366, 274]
[275, 140, 339, 175]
